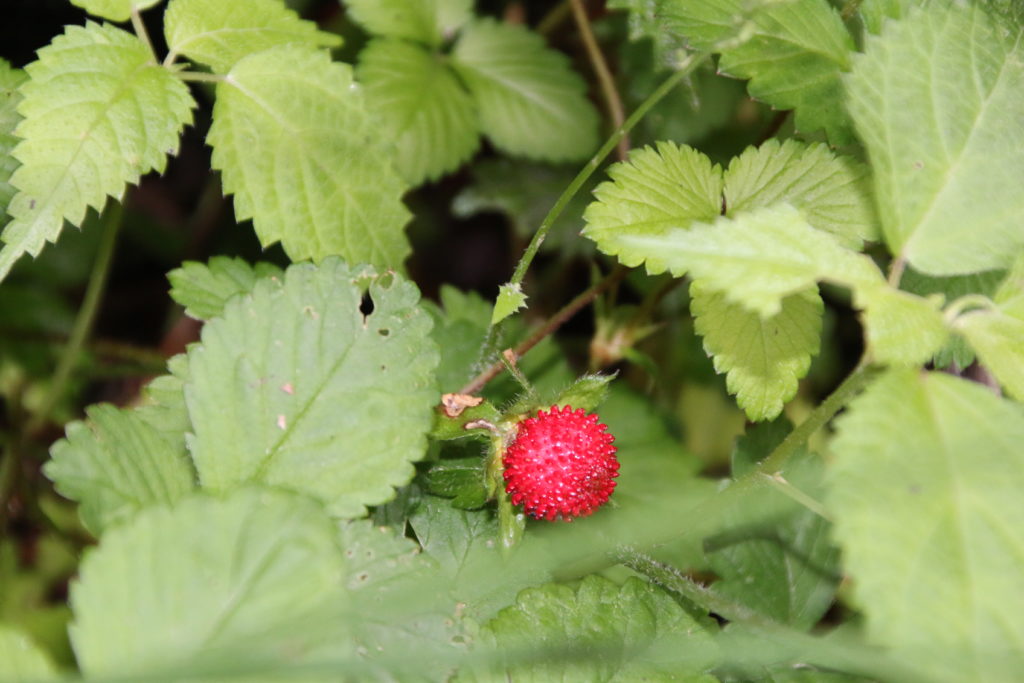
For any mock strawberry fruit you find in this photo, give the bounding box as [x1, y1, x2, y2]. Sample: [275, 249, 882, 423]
[502, 405, 619, 521]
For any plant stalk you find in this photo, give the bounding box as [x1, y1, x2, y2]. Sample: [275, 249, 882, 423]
[569, 0, 629, 160]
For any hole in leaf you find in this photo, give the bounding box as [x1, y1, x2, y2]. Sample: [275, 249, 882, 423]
[359, 292, 374, 320]
[378, 328, 390, 337]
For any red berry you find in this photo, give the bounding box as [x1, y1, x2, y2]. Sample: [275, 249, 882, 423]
[503, 405, 619, 522]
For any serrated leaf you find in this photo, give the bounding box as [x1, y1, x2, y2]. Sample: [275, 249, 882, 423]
[583, 142, 724, 272]
[846, 4, 1024, 274]
[828, 370, 1024, 681]
[208, 45, 411, 269]
[660, 0, 856, 142]
[491, 282, 527, 325]
[164, 0, 341, 74]
[0, 626, 57, 681]
[184, 258, 439, 519]
[724, 139, 878, 249]
[343, 0, 472, 46]
[0, 22, 194, 282]
[168, 256, 283, 321]
[613, 204, 882, 317]
[0, 61, 27, 215]
[69, 0, 162, 22]
[476, 575, 718, 681]
[357, 39, 478, 185]
[693, 282, 822, 422]
[955, 308, 1024, 400]
[69, 489, 349, 677]
[44, 403, 195, 536]
[709, 421, 839, 629]
[856, 284, 948, 366]
[452, 19, 599, 162]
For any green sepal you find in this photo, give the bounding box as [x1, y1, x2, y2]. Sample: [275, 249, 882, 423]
[551, 373, 616, 413]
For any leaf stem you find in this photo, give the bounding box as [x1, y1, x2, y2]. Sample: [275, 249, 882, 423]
[569, 0, 629, 161]
[887, 253, 907, 287]
[503, 52, 710, 295]
[177, 71, 226, 83]
[758, 472, 833, 521]
[459, 266, 628, 395]
[28, 201, 123, 436]
[130, 7, 158, 63]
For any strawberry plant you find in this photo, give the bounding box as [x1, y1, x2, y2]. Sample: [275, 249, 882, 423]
[1, 0, 1023, 680]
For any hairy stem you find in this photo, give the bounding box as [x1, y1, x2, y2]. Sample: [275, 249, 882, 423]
[569, 0, 629, 161]
[29, 201, 123, 435]
[459, 267, 628, 395]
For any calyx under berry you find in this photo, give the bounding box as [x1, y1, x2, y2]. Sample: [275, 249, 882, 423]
[502, 405, 618, 521]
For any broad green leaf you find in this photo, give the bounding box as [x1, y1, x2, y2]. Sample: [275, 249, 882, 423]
[423, 457, 488, 509]
[692, 283, 822, 421]
[858, 0, 920, 34]
[708, 421, 839, 629]
[612, 204, 882, 317]
[45, 404, 196, 535]
[659, 0, 856, 142]
[475, 575, 718, 681]
[0, 22, 194, 282]
[609, 0, 689, 64]
[208, 45, 411, 269]
[338, 521, 458, 680]
[0, 626, 57, 681]
[343, 0, 473, 46]
[582, 142, 723, 272]
[69, 0, 162, 22]
[452, 19, 599, 162]
[491, 282, 527, 325]
[723, 139, 878, 248]
[846, 4, 1024, 274]
[828, 370, 1024, 681]
[992, 252, 1024, 316]
[0, 61, 26, 214]
[856, 284, 948, 366]
[955, 308, 1024, 400]
[184, 258, 439, 518]
[168, 256, 283, 321]
[165, 0, 341, 74]
[69, 489, 349, 677]
[357, 39, 479, 185]
[423, 285, 491, 392]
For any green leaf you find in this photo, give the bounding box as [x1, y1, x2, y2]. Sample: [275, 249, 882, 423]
[168, 256, 283, 321]
[708, 421, 839, 630]
[955, 308, 1024, 400]
[208, 45, 411, 269]
[0, 625, 57, 681]
[659, 0, 855, 142]
[613, 204, 882, 317]
[901, 267, 1005, 368]
[343, 0, 472, 46]
[184, 258, 439, 519]
[476, 575, 718, 680]
[692, 282, 822, 422]
[423, 285, 490, 392]
[0, 22, 194, 282]
[828, 370, 1024, 681]
[44, 404, 196, 536]
[491, 282, 527, 325]
[0, 61, 27, 215]
[357, 39, 479, 185]
[723, 139, 878, 249]
[452, 19, 599, 162]
[582, 142, 724, 272]
[856, 284, 948, 366]
[69, 489, 349, 677]
[164, 0, 341, 74]
[609, 0, 689, 65]
[69, 0, 162, 22]
[424, 457, 488, 509]
[846, 4, 1024, 274]
[338, 520, 458, 680]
